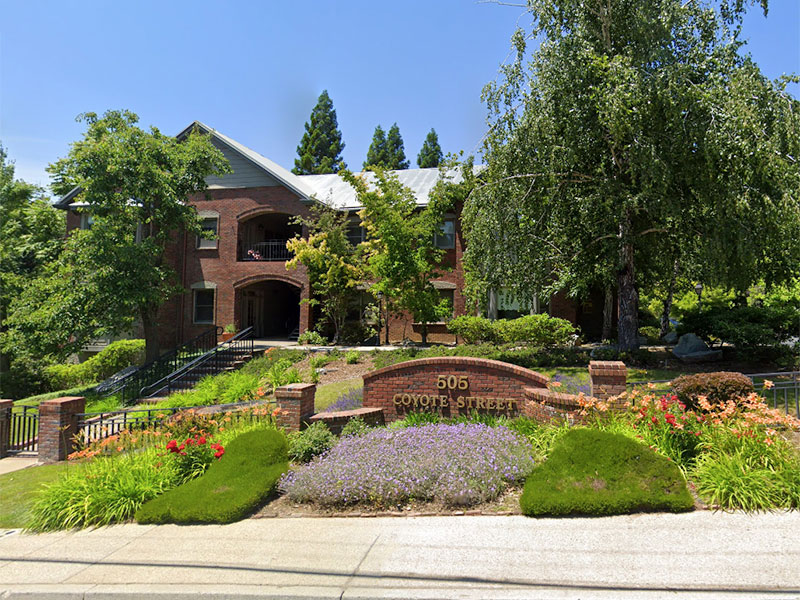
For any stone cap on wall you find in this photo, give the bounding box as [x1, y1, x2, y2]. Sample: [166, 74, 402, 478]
[588, 361, 627, 377]
[364, 356, 549, 387]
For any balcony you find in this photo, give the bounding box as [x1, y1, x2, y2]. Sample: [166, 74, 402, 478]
[241, 240, 293, 262]
[238, 212, 300, 262]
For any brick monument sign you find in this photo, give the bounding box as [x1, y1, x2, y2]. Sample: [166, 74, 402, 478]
[362, 357, 549, 423]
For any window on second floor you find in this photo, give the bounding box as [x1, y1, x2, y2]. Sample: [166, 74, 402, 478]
[197, 215, 219, 249]
[434, 218, 455, 249]
[79, 213, 94, 230]
[346, 221, 366, 247]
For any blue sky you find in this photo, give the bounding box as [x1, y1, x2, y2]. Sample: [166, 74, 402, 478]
[1, 0, 798, 191]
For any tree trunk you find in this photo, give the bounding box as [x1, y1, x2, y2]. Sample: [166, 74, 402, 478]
[617, 213, 639, 351]
[660, 259, 680, 337]
[420, 322, 428, 346]
[602, 285, 614, 341]
[142, 309, 161, 363]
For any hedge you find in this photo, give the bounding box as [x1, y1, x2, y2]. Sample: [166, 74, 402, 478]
[135, 428, 288, 524]
[447, 314, 577, 346]
[43, 339, 145, 390]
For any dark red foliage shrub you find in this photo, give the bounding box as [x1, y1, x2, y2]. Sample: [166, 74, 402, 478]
[671, 371, 754, 409]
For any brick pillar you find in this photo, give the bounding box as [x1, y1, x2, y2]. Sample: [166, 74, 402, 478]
[589, 361, 627, 408]
[38, 396, 85, 463]
[0, 399, 12, 458]
[274, 383, 316, 432]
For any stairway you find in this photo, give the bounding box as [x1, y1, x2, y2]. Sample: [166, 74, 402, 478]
[288, 326, 299, 341]
[167, 346, 255, 392]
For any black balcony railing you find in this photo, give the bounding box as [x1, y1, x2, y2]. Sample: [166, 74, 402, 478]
[240, 240, 292, 261]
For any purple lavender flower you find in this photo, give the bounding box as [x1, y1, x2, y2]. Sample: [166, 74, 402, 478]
[280, 423, 535, 507]
[322, 387, 363, 413]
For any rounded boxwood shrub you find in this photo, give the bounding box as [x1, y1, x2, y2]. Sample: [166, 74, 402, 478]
[288, 421, 336, 463]
[520, 428, 694, 517]
[135, 428, 288, 525]
[671, 371, 754, 410]
[44, 339, 146, 390]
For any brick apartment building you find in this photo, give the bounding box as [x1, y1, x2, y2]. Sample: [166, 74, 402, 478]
[56, 121, 604, 350]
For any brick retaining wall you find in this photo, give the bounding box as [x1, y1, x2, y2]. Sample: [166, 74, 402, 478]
[363, 357, 549, 423]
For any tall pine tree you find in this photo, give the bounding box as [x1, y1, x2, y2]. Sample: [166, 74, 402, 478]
[416, 129, 443, 168]
[293, 90, 346, 175]
[385, 123, 409, 169]
[364, 125, 389, 169]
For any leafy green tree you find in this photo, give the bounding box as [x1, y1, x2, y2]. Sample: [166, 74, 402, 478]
[417, 129, 443, 168]
[385, 123, 409, 170]
[285, 205, 365, 344]
[364, 125, 388, 169]
[292, 90, 347, 175]
[0, 146, 65, 395]
[41, 110, 230, 362]
[466, 0, 800, 350]
[342, 167, 458, 344]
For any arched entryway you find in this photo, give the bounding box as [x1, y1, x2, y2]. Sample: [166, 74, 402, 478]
[238, 279, 301, 339]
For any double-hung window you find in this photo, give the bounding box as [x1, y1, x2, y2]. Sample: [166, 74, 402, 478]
[434, 218, 455, 249]
[197, 213, 219, 249]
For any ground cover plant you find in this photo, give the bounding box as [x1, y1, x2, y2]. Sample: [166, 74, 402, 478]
[136, 428, 288, 524]
[280, 423, 535, 508]
[26, 405, 278, 530]
[519, 428, 694, 516]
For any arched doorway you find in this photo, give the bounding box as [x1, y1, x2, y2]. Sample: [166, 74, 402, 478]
[239, 279, 301, 339]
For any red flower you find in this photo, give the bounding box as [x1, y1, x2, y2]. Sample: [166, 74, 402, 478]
[651, 416, 658, 423]
[166, 440, 177, 451]
[198, 436, 206, 445]
[214, 449, 225, 459]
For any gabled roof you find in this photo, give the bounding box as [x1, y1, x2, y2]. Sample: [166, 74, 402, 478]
[175, 121, 316, 201]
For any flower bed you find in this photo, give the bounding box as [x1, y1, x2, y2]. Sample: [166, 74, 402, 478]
[280, 423, 535, 508]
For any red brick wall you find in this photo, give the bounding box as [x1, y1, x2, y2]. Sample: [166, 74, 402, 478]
[38, 396, 85, 462]
[174, 186, 313, 344]
[363, 357, 548, 422]
[589, 360, 627, 408]
[523, 387, 587, 425]
[274, 383, 316, 432]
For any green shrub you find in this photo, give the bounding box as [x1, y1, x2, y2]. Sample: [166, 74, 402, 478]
[135, 428, 289, 524]
[43, 339, 145, 391]
[242, 349, 305, 376]
[447, 315, 496, 344]
[495, 314, 578, 346]
[639, 326, 661, 343]
[678, 305, 797, 350]
[309, 354, 328, 369]
[340, 416, 372, 437]
[447, 314, 578, 346]
[266, 359, 301, 390]
[288, 421, 336, 462]
[297, 330, 326, 345]
[519, 428, 694, 517]
[28, 447, 180, 531]
[671, 372, 754, 410]
[345, 350, 360, 364]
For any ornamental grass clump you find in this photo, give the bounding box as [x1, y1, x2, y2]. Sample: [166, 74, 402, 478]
[281, 423, 535, 508]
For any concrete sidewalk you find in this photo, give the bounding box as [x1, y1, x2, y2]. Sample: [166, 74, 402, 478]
[1, 512, 798, 599]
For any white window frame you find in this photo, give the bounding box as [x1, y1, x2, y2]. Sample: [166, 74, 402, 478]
[79, 212, 94, 230]
[196, 212, 219, 250]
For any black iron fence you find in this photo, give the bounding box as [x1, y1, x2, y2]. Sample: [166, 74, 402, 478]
[97, 326, 221, 406]
[75, 400, 274, 447]
[9, 406, 39, 453]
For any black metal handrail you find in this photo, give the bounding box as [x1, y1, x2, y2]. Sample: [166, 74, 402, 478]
[98, 326, 221, 406]
[139, 326, 254, 399]
[239, 240, 293, 261]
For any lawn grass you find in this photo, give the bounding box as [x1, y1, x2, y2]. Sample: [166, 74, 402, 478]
[315, 377, 362, 411]
[14, 384, 99, 407]
[0, 462, 73, 528]
[520, 428, 694, 516]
